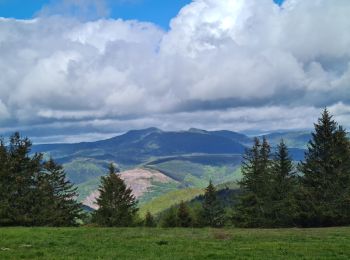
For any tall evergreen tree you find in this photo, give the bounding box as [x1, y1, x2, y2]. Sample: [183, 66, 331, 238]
[333, 126, 350, 221]
[177, 201, 192, 227]
[298, 109, 350, 226]
[34, 159, 82, 226]
[0, 132, 82, 227]
[269, 140, 297, 227]
[202, 180, 224, 227]
[0, 138, 11, 225]
[233, 137, 272, 227]
[92, 164, 138, 227]
[7, 133, 42, 226]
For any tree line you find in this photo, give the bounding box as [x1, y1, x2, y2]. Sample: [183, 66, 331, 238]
[1, 108, 350, 228]
[234, 109, 350, 227]
[93, 109, 350, 228]
[0, 133, 82, 226]
[91, 165, 225, 228]
[89, 108, 350, 228]
[0, 132, 224, 227]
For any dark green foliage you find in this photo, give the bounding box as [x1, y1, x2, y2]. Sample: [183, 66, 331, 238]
[92, 164, 138, 227]
[35, 159, 83, 226]
[233, 137, 272, 227]
[160, 206, 178, 227]
[7, 133, 43, 226]
[0, 138, 12, 225]
[232, 109, 350, 228]
[144, 211, 156, 227]
[156, 187, 239, 228]
[188, 202, 205, 227]
[0, 133, 81, 226]
[177, 201, 192, 227]
[269, 140, 298, 227]
[297, 109, 350, 227]
[188, 188, 240, 227]
[159, 202, 193, 228]
[202, 181, 225, 227]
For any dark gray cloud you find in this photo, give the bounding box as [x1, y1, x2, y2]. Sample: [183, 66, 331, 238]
[0, 0, 350, 142]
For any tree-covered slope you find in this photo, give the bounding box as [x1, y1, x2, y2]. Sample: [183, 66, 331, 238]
[30, 128, 309, 209]
[32, 128, 247, 168]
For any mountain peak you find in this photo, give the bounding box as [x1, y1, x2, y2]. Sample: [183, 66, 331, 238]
[126, 127, 162, 135]
[188, 128, 208, 134]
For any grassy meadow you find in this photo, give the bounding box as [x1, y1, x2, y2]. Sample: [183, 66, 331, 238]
[1, 227, 350, 259]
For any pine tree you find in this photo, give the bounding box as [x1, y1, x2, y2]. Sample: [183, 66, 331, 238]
[298, 109, 350, 226]
[202, 180, 224, 227]
[333, 126, 350, 222]
[7, 132, 42, 226]
[260, 137, 272, 195]
[92, 164, 138, 227]
[233, 137, 272, 227]
[0, 138, 11, 225]
[177, 201, 192, 227]
[269, 140, 297, 227]
[144, 211, 156, 227]
[36, 159, 82, 226]
[0, 133, 82, 227]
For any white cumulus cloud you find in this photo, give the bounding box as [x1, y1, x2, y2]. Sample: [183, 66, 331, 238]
[0, 0, 350, 141]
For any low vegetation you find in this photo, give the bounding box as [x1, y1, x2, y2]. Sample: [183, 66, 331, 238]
[1, 227, 350, 259]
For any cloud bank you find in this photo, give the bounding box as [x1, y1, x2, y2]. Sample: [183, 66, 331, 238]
[0, 0, 350, 142]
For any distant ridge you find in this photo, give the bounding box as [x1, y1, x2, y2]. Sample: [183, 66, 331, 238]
[32, 127, 248, 164]
[30, 127, 310, 208]
[32, 128, 310, 163]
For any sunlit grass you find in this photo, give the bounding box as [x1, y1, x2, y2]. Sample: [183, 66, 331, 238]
[1, 227, 350, 259]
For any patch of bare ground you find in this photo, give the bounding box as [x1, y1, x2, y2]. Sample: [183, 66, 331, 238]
[83, 168, 176, 209]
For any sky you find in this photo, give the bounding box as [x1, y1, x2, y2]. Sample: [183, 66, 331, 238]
[0, 0, 350, 143]
[0, 0, 192, 29]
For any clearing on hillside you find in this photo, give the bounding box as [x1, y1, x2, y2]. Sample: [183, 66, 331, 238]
[83, 168, 178, 209]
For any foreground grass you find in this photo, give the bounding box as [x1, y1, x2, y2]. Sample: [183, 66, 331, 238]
[1, 227, 350, 259]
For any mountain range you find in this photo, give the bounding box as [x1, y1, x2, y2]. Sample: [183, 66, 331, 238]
[31, 127, 310, 213]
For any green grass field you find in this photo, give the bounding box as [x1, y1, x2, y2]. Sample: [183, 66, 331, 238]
[1, 227, 350, 259]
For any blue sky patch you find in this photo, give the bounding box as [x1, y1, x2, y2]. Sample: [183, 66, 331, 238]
[0, 0, 284, 29]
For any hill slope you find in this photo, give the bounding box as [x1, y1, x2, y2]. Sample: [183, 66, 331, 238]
[83, 168, 179, 210]
[32, 128, 246, 167]
[31, 127, 308, 208]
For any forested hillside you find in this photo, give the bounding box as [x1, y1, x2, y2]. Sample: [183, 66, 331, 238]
[30, 127, 308, 207]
